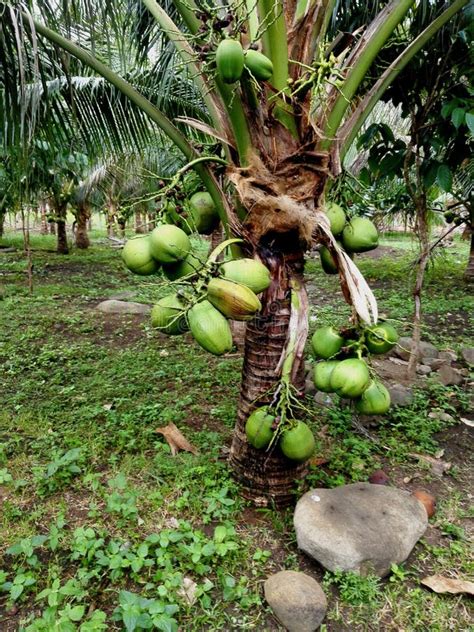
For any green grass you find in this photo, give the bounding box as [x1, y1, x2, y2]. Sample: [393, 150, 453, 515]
[0, 230, 472, 630]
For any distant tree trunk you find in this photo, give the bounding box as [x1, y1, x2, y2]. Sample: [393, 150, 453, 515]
[135, 210, 146, 233]
[464, 205, 474, 281]
[55, 200, 69, 254]
[106, 200, 117, 237]
[117, 216, 126, 238]
[49, 221, 56, 235]
[407, 198, 429, 378]
[40, 203, 49, 235]
[0, 210, 5, 238]
[465, 227, 474, 281]
[75, 203, 91, 249]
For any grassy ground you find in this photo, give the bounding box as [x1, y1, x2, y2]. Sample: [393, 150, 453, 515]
[0, 228, 473, 631]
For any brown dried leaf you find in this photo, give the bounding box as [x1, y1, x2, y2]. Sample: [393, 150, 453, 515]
[175, 117, 235, 148]
[155, 423, 199, 456]
[408, 453, 452, 477]
[177, 577, 198, 605]
[421, 575, 474, 596]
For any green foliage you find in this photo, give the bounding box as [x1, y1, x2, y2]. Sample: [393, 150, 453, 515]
[323, 570, 381, 607]
[0, 237, 472, 630]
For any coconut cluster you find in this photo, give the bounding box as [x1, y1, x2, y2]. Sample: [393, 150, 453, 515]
[122, 225, 272, 356]
[311, 322, 399, 414]
[319, 202, 379, 275]
[245, 407, 316, 464]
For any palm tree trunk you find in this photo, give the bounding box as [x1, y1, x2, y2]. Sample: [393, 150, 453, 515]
[75, 203, 91, 249]
[407, 199, 429, 378]
[229, 250, 308, 507]
[465, 228, 474, 281]
[55, 201, 69, 254]
[40, 203, 49, 235]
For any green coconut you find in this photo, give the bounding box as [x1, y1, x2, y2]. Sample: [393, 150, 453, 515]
[280, 422, 315, 463]
[162, 252, 203, 281]
[150, 294, 188, 335]
[187, 192, 220, 235]
[355, 380, 391, 415]
[342, 217, 379, 253]
[365, 322, 398, 355]
[245, 407, 275, 449]
[326, 202, 346, 235]
[329, 358, 370, 399]
[313, 360, 339, 393]
[121, 236, 160, 276]
[150, 224, 191, 264]
[319, 246, 338, 274]
[219, 258, 271, 294]
[244, 49, 273, 81]
[311, 326, 344, 359]
[207, 278, 261, 321]
[187, 299, 233, 356]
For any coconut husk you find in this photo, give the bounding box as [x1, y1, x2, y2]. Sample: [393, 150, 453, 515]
[228, 151, 329, 247]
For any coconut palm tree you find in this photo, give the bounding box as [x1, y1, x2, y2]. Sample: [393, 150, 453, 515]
[1, 0, 469, 505]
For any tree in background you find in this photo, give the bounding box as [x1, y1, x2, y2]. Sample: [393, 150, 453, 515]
[357, 4, 473, 376]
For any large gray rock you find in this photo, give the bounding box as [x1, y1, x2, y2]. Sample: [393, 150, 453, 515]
[109, 290, 138, 301]
[95, 299, 150, 315]
[416, 364, 432, 376]
[437, 364, 463, 386]
[394, 337, 438, 363]
[387, 384, 413, 407]
[423, 358, 447, 370]
[264, 571, 327, 632]
[461, 347, 474, 366]
[294, 483, 428, 577]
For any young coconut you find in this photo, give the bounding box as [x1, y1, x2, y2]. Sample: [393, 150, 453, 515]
[355, 380, 391, 415]
[319, 246, 338, 274]
[280, 422, 315, 463]
[245, 407, 276, 449]
[329, 358, 371, 398]
[151, 294, 188, 335]
[365, 322, 398, 354]
[162, 252, 203, 281]
[122, 236, 160, 275]
[325, 202, 346, 235]
[313, 360, 339, 393]
[218, 258, 271, 294]
[216, 39, 244, 84]
[150, 225, 191, 264]
[342, 217, 379, 253]
[187, 299, 233, 356]
[186, 191, 220, 235]
[311, 326, 344, 359]
[207, 278, 261, 321]
[244, 49, 273, 81]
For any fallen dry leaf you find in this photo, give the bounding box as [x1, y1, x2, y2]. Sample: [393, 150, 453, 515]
[411, 490, 436, 518]
[177, 577, 198, 605]
[421, 575, 474, 596]
[155, 423, 198, 456]
[408, 453, 452, 477]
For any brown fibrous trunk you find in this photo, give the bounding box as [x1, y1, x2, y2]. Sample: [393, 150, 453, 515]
[55, 201, 69, 254]
[229, 249, 308, 508]
[75, 203, 91, 249]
